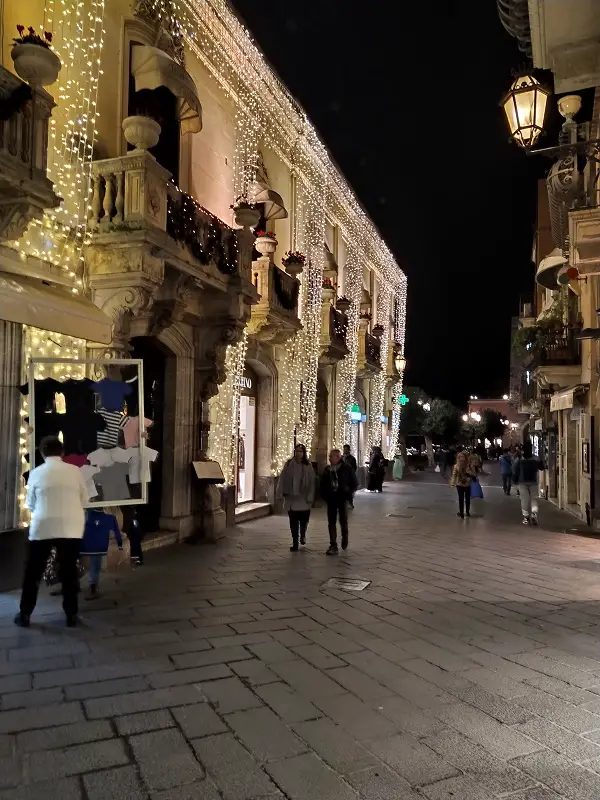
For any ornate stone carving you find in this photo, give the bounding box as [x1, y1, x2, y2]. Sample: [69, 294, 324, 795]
[0, 200, 42, 242]
[132, 0, 185, 66]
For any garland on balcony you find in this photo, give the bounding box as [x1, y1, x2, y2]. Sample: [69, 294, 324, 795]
[272, 265, 299, 311]
[167, 192, 238, 275]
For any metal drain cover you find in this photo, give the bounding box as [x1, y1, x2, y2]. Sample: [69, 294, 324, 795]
[387, 513, 414, 519]
[562, 560, 600, 572]
[322, 577, 371, 591]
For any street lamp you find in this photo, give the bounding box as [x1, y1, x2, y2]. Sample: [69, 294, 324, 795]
[502, 73, 549, 149]
[394, 352, 406, 373]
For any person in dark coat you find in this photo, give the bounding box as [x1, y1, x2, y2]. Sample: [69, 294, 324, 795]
[342, 444, 358, 508]
[367, 445, 386, 492]
[320, 449, 358, 555]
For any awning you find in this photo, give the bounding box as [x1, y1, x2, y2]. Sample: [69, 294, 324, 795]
[0, 274, 112, 344]
[536, 247, 566, 289]
[131, 44, 202, 135]
[550, 384, 587, 412]
[251, 182, 288, 221]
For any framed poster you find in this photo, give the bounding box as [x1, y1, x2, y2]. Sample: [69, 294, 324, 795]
[24, 358, 155, 508]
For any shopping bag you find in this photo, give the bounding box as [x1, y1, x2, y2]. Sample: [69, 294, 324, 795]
[470, 478, 484, 499]
[434, 465, 441, 473]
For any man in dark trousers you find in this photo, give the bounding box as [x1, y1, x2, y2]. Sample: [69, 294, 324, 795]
[342, 444, 358, 508]
[320, 448, 358, 555]
[16, 436, 87, 628]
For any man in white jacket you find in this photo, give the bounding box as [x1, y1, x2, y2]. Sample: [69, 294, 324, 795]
[15, 436, 88, 628]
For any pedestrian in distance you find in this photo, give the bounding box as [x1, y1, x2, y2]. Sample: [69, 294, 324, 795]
[450, 450, 476, 519]
[320, 448, 358, 555]
[513, 441, 543, 525]
[342, 444, 358, 508]
[80, 509, 124, 599]
[276, 443, 316, 551]
[367, 445, 386, 492]
[500, 448, 513, 495]
[15, 436, 87, 628]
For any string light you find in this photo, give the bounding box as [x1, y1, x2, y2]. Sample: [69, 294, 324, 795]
[368, 285, 392, 453]
[149, 0, 408, 479]
[8, 0, 105, 291]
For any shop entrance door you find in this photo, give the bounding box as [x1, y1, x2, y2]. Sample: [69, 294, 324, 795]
[237, 395, 256, 504]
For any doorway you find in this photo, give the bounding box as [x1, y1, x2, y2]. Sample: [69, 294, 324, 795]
[130, 337, 165, 532]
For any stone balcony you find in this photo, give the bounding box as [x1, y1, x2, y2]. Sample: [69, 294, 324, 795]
[319, 289, 348, 364]
[247, 258, 302, 344]
[85, 150, 258, 373]
[356, 326, 382, 377]
[529, 326, 582, 391]
[86, 152, 243, 283]
[0, 67, 60, 242]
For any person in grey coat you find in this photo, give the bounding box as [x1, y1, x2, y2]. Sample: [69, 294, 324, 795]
[276, 444, 316, 551]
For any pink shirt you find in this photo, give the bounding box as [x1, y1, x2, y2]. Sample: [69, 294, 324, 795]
[121, 417, 152, 448]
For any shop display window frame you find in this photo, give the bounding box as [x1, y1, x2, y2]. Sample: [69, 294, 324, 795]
[27, 358, 148, 508]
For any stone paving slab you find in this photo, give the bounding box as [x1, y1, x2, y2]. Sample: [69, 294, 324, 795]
[4, 477, 600, 798]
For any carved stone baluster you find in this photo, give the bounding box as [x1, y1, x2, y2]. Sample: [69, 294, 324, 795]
[89, 175, 102, 227]
[101, 173, 115, 227]
[113, 171, 125, 224]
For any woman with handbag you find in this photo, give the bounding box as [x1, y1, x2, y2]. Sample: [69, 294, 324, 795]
[450, 451, 476, 518]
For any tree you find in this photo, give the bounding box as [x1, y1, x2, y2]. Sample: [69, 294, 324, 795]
[422, 398, 462, 444]
[398, 386, 428, 462]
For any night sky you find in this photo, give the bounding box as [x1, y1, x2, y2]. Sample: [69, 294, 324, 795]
[231, 0, 547, 406]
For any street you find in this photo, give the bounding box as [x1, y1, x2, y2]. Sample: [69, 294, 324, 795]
[4, 474, 600, 799]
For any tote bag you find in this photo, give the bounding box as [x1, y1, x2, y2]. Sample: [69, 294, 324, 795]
[470, 478, 484, 499]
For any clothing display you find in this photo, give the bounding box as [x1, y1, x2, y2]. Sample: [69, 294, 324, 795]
[97, 409, 126, 448]
[62, 454, 89, 468]
[121, 416, 152, 448]
[22, 363, 156, 508]
[93, 461, 131, 500]
[93, 378, 132, 412]
[61, 410, 106, 454]
[79, 465, 100, 500]
[128, 447, 159, 484]
[60, 378, 97, 412]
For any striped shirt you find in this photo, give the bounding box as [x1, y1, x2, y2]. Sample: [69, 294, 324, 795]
[97, 409, 126, 448]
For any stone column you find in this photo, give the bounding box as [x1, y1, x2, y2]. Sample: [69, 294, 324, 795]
[159, 350, 195, 537]
[0, 322, 23, 531]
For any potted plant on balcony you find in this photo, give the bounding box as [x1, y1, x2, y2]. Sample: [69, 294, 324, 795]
[122, 106, 161, 153]
[359, 310, 372, 322]
[230, 195, 260, 229]
[372, 323, 385, 339]
[254, 230, 278, 257]
[11, 26, 61, 87]
[336, 295, 351, 314]
[281, 250, 306, 277]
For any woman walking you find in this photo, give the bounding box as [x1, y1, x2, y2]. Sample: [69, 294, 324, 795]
[450, 451, 476, 518]
[367, 446, 386, 492]
[276, 444, 315, 551]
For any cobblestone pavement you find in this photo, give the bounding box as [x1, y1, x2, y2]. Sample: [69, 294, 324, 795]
[4, 474, 600, 798]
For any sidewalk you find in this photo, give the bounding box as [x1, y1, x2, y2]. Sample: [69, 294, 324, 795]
[1, 476, 600, 798]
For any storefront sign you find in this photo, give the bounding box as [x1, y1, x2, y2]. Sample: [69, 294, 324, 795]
[550, 389, 574, 411]
[534, 418, 543, 431]
[237, 366, 257, 397]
